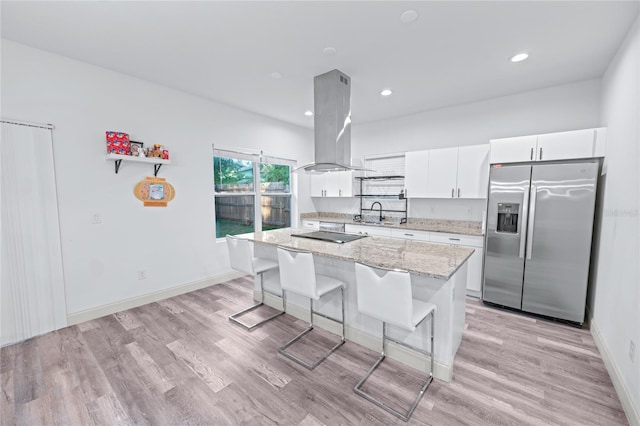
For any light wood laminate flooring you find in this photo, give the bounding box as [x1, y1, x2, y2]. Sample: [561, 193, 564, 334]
[0, 277, 628, 425]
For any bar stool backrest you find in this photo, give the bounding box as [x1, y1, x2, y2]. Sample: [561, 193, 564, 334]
[277, 247, 318, 299]
[355, 263, 414, 331]
[226, 235, 255, 275]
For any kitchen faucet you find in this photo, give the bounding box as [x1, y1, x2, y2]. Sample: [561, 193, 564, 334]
[370, 202, 384, 222]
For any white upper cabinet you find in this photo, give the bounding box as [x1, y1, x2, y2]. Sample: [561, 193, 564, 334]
[536, 128, 604, 161]
[457, 144, 490, 199]
[309, 174, 325, 197]
[489, 135, 538, 164]
[309, 171, 353, 197]
[404, 150, 429, 198]
[425, 147, 459, 198]
[406, 145, 489, 199]
[338, 171, 354, 197]
[490, 128, 606, 164]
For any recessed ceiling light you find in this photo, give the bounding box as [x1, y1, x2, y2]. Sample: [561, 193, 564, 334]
[400, 10, 419, 23]
[304, 110, 313, 117]
[510, 53, 529, 63]
[271, 72, 282, 79]
[322, 47, 337, 56]
[380, 89, 393, 97]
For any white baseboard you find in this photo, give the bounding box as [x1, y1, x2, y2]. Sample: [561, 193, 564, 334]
[591, 320, 639, 426]
[466, 290, 481, 299]
[260, 291, 453, 382]
[67, 272, 243, 325]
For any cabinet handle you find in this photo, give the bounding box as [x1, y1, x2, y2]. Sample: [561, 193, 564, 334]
[404, 233, 414, 236]
[530, 147, 534, 160]
[451, 188, 454, 198]
[457, 188, 460, 198]
[539, 148, 543, 160]
[448, 237, 461, 241]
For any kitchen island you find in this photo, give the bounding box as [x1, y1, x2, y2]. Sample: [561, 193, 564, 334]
[238, 228, 474, 381]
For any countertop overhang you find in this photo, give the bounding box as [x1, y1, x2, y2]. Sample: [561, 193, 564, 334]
[238, 228, 474, 280]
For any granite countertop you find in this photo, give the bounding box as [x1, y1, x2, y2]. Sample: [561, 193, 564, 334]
[300, 212, 484, 236]
[240, 228, 474, 280]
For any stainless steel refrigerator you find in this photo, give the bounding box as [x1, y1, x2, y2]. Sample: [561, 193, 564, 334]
[482, 160, 599, 324]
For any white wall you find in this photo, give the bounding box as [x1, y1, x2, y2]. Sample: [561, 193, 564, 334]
[311, 79, 601, 221]
[591, 16, 640, 422]
[1, 40, 313, 316]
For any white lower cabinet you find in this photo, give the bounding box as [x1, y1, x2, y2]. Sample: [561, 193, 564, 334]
[301, 220, 320, 230]
[430, 232, 483, 297]
[345, 222, 484, 297]
[390, 228, 430, 242]
[345, 224, 391, 237]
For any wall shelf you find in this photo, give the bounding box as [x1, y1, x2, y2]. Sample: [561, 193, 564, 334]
[355, 176, 408, 224]
[105, 153, 171, 176]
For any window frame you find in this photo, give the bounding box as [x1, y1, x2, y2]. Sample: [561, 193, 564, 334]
[213, 147, 294, 241]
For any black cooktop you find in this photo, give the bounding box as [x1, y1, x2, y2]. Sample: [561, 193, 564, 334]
[291, 231, 367, 244]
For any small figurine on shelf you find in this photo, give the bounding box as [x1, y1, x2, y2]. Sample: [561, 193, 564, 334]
[139, 147, 146, 158]
[162, 150, 169, 160]
[147, 144, 162, 158]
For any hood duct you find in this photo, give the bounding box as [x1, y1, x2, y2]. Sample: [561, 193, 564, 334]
[295, 69, 367, 173]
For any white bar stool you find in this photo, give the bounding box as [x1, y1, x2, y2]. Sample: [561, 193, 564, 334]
[226, 235, 284, 330]
[353, 262, 436, 422]
[276, 246, 346, 370]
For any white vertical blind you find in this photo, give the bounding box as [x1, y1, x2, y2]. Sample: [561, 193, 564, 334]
[1, 122, 67, 346]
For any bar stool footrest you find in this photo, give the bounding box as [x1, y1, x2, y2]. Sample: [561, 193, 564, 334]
[229, 302, 284, 331]
[354, 354, 433, 422]
[278, 326, 345, 370]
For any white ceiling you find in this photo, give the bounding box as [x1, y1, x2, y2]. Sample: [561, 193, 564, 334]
[2, 1, 638, 128]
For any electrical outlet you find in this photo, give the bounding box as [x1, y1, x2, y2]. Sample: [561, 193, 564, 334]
[630, 340, 636, 363]
[91, 213, 102, 224]
[137, 270, 147, 280]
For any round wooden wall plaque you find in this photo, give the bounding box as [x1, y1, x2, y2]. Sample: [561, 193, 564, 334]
[134, 177, 175, 207]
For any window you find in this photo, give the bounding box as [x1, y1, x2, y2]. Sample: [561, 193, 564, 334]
[213, 149, 292, 238]
[260, 163, 291, 232]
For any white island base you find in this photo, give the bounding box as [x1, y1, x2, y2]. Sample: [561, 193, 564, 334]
[253, 244, 468, 382]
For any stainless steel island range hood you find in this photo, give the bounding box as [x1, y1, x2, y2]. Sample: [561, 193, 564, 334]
[295, 69, 366, 173]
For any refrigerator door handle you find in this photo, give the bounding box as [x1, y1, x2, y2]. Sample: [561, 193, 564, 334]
[519, 187, 530, 258]
[526, 185, 537, 260]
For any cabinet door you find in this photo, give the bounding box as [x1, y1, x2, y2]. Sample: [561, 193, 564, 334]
[428, 233, 484, 296]
[456, 144, 489, 199]
[390, 228, 430, 241]
[466, 247, 483, 296]
[489, 136, 537, 164]
[404, 150, 429, 198]
[536, 128, 596, 161]
[301, 220, 320, 230]
[426, 147, 458, 198]
[338, 171, 353, 197]
[345, 224, 391, 237]
[324, 172, 341, 197]
[309, 174, 325, 197]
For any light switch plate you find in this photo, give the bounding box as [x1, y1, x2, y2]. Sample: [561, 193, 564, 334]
[91, 213, 102, 224]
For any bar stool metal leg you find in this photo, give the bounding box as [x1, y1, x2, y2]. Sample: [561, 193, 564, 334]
[278, 287, 345, 370]
[353, 311, 435, 422]
[229, 271, 284, 331]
